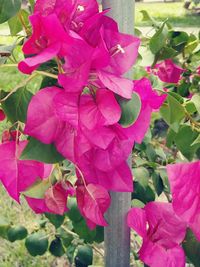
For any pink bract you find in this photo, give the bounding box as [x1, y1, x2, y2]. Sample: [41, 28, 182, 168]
[167, 161, 200, 241]
[18, 13, 73, 74]
[154, 59, 185, 84]
[34, 0, 99, 32]
[0, 140, 51, 202]
[76, 183, 111, 229]
[44, 183, 69, 215]
[0, 110, 5, 121]
[127, 202, 187, 267]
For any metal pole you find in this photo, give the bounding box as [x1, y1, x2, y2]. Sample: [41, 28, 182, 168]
[102, 1, 135, 266]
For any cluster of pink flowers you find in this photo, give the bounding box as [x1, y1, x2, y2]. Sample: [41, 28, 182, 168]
[127, 161, 200, 266]
[0, 0, 165, 228]
[4, 0, 200, 266]
[146, 59, 185, 84]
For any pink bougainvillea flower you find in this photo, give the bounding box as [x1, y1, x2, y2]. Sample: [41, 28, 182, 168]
[53, 91, 79, 127]
[76, 183, 111, 229]
[34, 0, 99, 32]
[127, 202, 187, 267]
[197, 66, 200, 75]
[79, 89, 121, 130]
[97, 71, 133, 99]
[167, 161, 200, 241]
[44, 183, 69, 215]
[119, 78, 166, 144]
[0, 140, 51, 202]
[18, 13, 73, 74]
[24, 87, 65, 144]
[77, 150, 133, 192]
[58, 31, 93, 93]
[102, 29, 140, 75]
[0, 109, 5, 121]
[1, 130, 21, 143]
[26, 197, 54, 214]
[26, 181, 74, 214]
[154, 59, 185, 84]
[80, 10, 140, 75]
[24, 86, 79, 162]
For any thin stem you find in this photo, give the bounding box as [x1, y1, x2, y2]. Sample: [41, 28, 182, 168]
[35, 70, 58, 79]
[18, 12, 31, 36]
[0, 64, 18, 68]
[0, 73, 38, 102]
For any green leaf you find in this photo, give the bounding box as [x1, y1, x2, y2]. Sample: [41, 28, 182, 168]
[28, 0, 35, 11]
[93, 226, 104, 243]
[66, 244, 77, 264]
[72, 220, 96, 243]
[192, 135, 200, 146]
[76, 245, 93, 266]
[40, 76, 58, 88]
[160, 94, 185, 132]
[152, 172, 164, 196]
[57, 228, 73, 248]
[8, 9, 29, 36]
[191, 94, 200, 114]
[20, 137, 65, 164]
[140, 10, 159, 27]
[133, 167, 149, 189]
[159, 46, 177, 60]
[184, 34, 198, 54]
[174, 125, 200, 160]
[25, 232, 49, 256]
[185, 101, 197, 114]
[183, 229, 200, 267]
[169, 31, 189, 52]
[7, 226, 28, 242]
[118, 92, 141, 128]
[67, 198, 82, 223]
[1, 87, 33, 123]
[0, 217, 10, 239]
[49, 238, 65, 257]
[0, 0, 21, 24]
[131, 199, 145, 208]
[23, 179, 52, 199]
[149, 22, 168, 54]
[45, 214, 65, 229]
[132, 182, 155, 204]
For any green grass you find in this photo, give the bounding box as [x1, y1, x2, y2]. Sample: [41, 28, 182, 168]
[135, 2, 200, 27]
[0, 185, 57, 267]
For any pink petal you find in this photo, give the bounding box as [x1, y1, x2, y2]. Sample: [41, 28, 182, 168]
[140, 240, 185, 267]
[103, 30, 140, 75]
[127, 207, 147, 238]
[24, 87, 63, 144]
[78, 156, 133, 192]
[82, 126, 116, 150]
[134, 78, 167, 110]
[144, 202, 186, 249]
[0, 141, 50, 202]
[76, 183, 111, 228]
[98, 70, 133, 99]
[155, 59, 185, 84]
[96, 89, 121, 125]
[0, 110, 6, 121]
[18, 43, 61, 74]
[26, 197, 53, 214]
[45, 183, 68, 215]
[167, 161, 200, 240]
[54, 124, 77, 163]
[53, 92, 79, 127]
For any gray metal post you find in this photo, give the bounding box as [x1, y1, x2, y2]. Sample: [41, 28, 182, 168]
[102, 1, 135, 266]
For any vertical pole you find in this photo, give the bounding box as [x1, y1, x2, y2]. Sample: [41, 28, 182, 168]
[102, 1, 135, 267]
